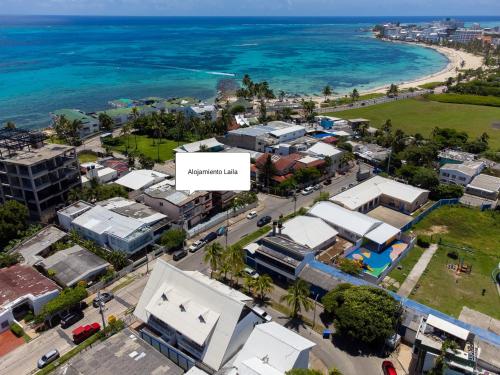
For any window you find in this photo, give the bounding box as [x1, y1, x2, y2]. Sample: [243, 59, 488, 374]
[159, 202, 163, 206]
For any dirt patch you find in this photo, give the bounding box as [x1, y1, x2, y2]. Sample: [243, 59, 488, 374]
[491, 122, 500, 130]
[420, 225, 449, 236]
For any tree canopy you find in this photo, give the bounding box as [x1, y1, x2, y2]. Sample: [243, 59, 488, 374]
[0, 200, 29, 249]
[322, 284, 400, 346]
[160, 228, 186, 251]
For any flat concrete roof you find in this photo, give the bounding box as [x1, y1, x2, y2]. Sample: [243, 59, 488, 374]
[39, 245, 110, 287]
[0, 143, 75, 166]
[53, 329, 183, 375]
[367, 206, 413, 229]
[0, 265, 60, 307]
[13, 225, 67, 266]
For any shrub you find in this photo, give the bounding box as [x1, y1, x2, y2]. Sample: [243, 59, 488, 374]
[23, 312, 34, 323]
[337, 258, 361, 275]
[448, 250, 459, 260]
[37, 285, 88, 322]
[10, 323, 24, 337]
[417, 236, 431, 248]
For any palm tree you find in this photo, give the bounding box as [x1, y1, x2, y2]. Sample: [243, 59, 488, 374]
[350, 88, 360, 102]
[382, 119, 393, 134]
[280, 279, 313, 319]
[243, 275, 256, 296]
[278, 90, 286, 102]
[322, 85, 332, 102]
[120, 122, 133, 153]
[254, 274, 273, 302]
[339, 152, 355, 169]
[259, 154, 277, 189]
[203, 242, 224, 278]
[301, 99, 316, 121]
[224, 244, 245, 285]
[98, 113, 114, 132]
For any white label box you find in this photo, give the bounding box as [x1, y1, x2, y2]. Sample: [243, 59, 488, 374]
[175, 152, 251, 194]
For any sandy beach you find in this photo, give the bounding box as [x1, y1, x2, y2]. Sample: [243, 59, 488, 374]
[362, 40, 484, 94]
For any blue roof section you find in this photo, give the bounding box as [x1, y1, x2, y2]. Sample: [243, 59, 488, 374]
[307, 259, 500, 347]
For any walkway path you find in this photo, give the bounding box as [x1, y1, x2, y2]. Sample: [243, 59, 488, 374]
[397, 244, 438, 297]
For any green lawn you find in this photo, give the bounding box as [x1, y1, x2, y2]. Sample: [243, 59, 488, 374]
[110, 135, 185, 162]
[388, 246, 426, 285]
[329, 97, 500, 149]
[410, 206, 500, 319]
[78, 151, 98, 163]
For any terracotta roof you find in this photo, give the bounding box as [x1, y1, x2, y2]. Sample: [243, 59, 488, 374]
[271, 174, 294, 183]
[0, 265, 60, 306]
[273, 154, 302, 172]
[321, 136, 337, 144]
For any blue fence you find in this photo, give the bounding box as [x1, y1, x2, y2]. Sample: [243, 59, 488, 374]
[400, 198, 460, 232]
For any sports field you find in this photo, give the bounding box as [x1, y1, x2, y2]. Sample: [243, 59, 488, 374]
[330, 97, 500, 149]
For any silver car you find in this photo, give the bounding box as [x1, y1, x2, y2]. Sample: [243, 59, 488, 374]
[38, 349, 60, 369]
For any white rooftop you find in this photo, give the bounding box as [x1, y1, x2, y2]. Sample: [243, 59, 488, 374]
[441, 161, 485, 177]
[175, 137, 224, 153]
[72, 205, 146, 239]
[135, 260, 254, 370]
[331, 175, 429, 210]
[281, 216, 338, 249]
[467, 174, 500, 193]
[363, 222, 401, 245]
[233, 322, 315, 375]
[268, 125, 305, 138]
[308, 201, 381, 238]
[426, 314, 470, 341]
[307, 142, 343, 157]
[115, 169, 168, 191]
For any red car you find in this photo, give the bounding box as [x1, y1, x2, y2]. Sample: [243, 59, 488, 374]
[382, 361, 397, 375]
[72, 322, 101, 344]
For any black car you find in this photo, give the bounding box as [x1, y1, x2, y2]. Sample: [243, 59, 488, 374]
[257, 216, 272, 227]
[60, 310, 84, 328]
[172, 249, 188, 261]
[323, 179, 332, 186]
[92, 292, 114, 308]
[203, 231, 218, 243]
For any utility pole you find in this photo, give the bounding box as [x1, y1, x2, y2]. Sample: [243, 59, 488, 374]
[97, 290, 107, 331]
[293, 193, 297, 215]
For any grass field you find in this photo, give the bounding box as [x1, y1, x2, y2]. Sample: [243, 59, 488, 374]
[426, 93, 500, 107]
[329, 97, 500, 149]
[77, 151, 98, 163]
[387, 246, 426, 285]
[410, 206, 500, 319]
[110, 135, 184, 162]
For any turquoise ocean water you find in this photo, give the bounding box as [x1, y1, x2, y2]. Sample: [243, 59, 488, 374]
[0, 16, 499, 129]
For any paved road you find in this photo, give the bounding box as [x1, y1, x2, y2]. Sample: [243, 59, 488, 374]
[177, 169, 359, 272]
[0, 273, 149, 375]
[0, 169, 364, 374]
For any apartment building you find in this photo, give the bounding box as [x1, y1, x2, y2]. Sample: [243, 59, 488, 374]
[0, 130, 81, 222]
[143, 180, 212, 228]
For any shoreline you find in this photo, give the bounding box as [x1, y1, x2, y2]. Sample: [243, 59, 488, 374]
[299, 39, 484, 103]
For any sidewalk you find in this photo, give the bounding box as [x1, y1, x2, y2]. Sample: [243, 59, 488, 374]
[397, 244, 437, 297]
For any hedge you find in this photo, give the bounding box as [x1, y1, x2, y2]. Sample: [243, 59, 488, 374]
[426, 93, 500, 107]
[37, 285, 88, 322]
[10, 323, 24, 337]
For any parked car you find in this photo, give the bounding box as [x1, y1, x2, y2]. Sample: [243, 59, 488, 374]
[252, 306, 272, 322]
[216, 226, 227, 236]
[37, 349, 60, 369]
[382, 360, 397, 375]
[72, 322, 101, 344]
[189, 240, 205, 253]
[92, 292, 114, 308]
[203, 231, 217, 243]
[341, 186, 347, 192]
[323, 179, 332, 186]
[313, 184, 321, 190]
[301, 186, 314, 195]
[349, 183, 355, 188]
[244, 267, 259, 279]
[172, 249, 188, 261]
[246, 210, 258, 219]
[257, 215, 272, 227]
[60, 310, 84, 328]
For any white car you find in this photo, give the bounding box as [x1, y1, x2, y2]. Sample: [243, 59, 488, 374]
[246, 211, 258, 219]
[313, 184, 321, 190]
[188, 240, 205, 253]
[301, 187, 314, 195]
[244, 267, 259, 279]
[38, 349, 60, 369]
[252, 306, 272, 322]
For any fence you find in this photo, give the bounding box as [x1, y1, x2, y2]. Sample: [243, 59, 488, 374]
[140, 328, 197, 372]
[187, 202, 258, 238]
[87, 263, 135, 294]
[400, 198, 460, 232]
